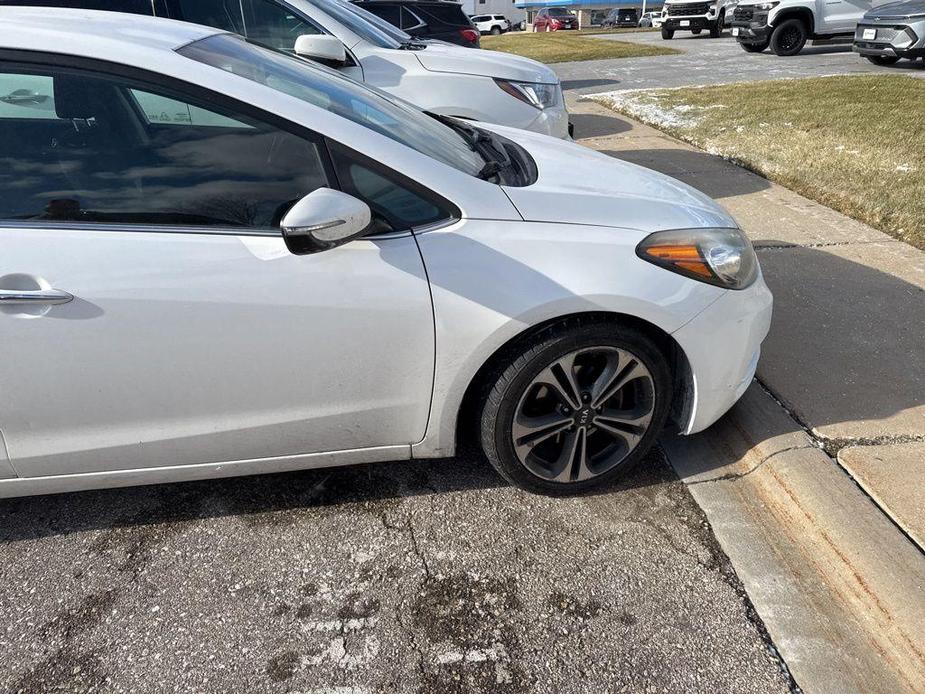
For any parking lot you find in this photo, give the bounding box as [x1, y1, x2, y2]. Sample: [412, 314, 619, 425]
[555, 30, 924, 93]
[0, 450, 793, 693]
[2, 13, 924, 694]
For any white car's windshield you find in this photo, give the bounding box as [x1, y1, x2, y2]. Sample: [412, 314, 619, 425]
[310, 0, 405, 48]
[179, 34, 484, 176]
[338, 0, 417, 43]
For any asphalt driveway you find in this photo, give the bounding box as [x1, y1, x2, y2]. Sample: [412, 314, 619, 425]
[0, 450, 794, 693]
[555, 30, 924, 95]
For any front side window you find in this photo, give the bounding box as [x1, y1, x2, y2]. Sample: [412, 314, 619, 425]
[179, 34, 485, 177]
[0, 65, 328, 228]
[242, 0, 321, 52]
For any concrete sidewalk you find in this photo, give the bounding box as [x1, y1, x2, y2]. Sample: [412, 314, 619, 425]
[567, 96, 925, 692]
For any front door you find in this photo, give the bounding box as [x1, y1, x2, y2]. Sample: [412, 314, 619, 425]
[0, 60, 433, 478]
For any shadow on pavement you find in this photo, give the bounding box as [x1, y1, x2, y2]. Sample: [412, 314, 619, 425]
[601, 148, 772, 198]
[0, 447, 672, 543]
[571, 112, 632, 138]
[754, 241, 924, 436]
[560, 78, 622, 91]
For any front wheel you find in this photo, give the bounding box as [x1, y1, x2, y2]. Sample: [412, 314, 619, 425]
[740, 40, 769, 52]
[770, 18, 807, 56]
[710, 16, 723, 37]
[866, 55, 900, 65]
[661, 26, 675, 39]
[490, 26, 502, 35]
[479, 321, 672, 495]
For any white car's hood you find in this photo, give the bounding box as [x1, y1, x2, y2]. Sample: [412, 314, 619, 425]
[415, 44, 558, 83]
[490, 125, 737, 232]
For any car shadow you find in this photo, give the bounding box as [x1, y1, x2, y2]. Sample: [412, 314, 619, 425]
[600, 148, 771, 198]
[560, 77, 622, 91]
[752, 240, 924, 436]
[0, 446, 672, 543]
[571, 111, 632, 137]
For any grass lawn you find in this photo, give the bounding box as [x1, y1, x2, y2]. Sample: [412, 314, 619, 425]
[591, 75, 925, 249]
[481, 30, 677, 64]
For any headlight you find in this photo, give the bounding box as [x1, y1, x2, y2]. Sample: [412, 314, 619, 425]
[894, 27, 916, 48]
[636, 227, 758, 289]
[754, 1, 779, 9]
[495, 79, 560, 110]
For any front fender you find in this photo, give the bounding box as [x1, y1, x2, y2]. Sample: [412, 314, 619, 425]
[411, 219, 724, 457]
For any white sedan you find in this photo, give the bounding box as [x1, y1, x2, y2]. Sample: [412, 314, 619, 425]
[0, 9, 772, 498]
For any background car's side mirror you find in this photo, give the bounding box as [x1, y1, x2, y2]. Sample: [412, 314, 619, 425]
[281, 188, 371, 255]
[294, 34, 347, 67]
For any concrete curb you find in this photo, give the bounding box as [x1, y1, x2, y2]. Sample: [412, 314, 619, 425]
[663, 385, 925, 694]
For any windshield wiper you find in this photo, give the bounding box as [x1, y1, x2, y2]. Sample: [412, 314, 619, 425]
[398, 40, 427, 50]
[426, 112, 513, 182]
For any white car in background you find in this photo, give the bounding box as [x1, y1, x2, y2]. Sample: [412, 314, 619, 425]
[0, 9, 771, 498]
[0, 0, 569, 138]
[470, 13, 512, 34]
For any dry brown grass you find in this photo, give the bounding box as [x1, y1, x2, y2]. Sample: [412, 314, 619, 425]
[592, 75, 925, 250]
[481, 30, 677, 64]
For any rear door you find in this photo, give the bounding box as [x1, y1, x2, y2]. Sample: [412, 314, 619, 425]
[0, 58, 435, 478]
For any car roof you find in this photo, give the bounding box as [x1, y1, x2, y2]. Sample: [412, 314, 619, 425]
[0, 6, 219, 60]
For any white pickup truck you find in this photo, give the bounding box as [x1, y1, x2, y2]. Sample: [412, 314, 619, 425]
[660, 0, 735, 38]
[729, 0, 890, 54]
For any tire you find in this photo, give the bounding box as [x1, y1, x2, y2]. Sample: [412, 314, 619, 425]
[866, 55, 900, 65]
[770, 18, 807, 56]
[710, 16, 722, 37]
[490, 25, 501, 35]
[479, 320, 672, 496]
[661, 26, 674, 39]
[691, 28, 702, 34]
[741, 40, 769, 52]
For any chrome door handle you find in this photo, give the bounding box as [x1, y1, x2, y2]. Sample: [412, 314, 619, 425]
[0, 288, 74, 305]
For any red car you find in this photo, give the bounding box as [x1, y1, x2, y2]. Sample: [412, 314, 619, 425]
[532, 6, 579, 31]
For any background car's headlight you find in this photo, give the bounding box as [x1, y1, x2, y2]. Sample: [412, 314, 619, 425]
[636, 227, 758, 289]
[495, 80, 560, 110]
[754, 2, 779, 9]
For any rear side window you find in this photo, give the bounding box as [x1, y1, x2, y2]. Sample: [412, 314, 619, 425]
[363, 2, 401, 25]
[164, 0, 244, 31]
[415, 3, 467, 24]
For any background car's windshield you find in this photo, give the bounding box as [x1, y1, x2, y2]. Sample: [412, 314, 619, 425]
[178, 34, 484, 175]
[311, 0, 404, 47]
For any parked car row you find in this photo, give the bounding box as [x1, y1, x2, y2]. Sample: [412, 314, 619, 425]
[0, 0, 567, 136]
[730, 0, 925, 60]
[0, 2, 772, 498]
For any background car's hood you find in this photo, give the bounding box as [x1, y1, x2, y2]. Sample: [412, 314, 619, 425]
[865, 0, 925, 17]
[415, 44, 558, 83]
[488, 125, 737, 232]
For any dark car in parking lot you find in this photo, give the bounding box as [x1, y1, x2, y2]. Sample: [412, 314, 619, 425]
[354, 0, 480, 46]
[853, 0, 925, 64]
[601, 7, 639, 26]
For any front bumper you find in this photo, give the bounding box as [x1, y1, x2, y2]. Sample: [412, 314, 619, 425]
[672, 275, 773, 434]
[663, 14, 716, 30]
[730, 20, 772, 43]
[853, 21, 925, 58]
[525, 101, 571, 139]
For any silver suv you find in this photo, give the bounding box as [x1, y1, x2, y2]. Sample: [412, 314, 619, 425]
[853, 0, 925, 65]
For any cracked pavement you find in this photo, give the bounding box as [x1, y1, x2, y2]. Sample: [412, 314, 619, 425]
[0, 450, 795, 693]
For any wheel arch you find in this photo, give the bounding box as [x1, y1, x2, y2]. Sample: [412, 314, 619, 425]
[771, 7, 814, 34]
[450, 311, 694, 458]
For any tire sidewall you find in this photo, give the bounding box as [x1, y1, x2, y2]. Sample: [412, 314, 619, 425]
[770, 18, 807, 56]
[481, 323, 672, 495]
